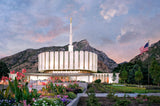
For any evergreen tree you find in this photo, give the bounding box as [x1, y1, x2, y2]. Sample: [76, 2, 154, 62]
[149, 58, 160, 86]
[112, 72, 117, 82]
[135, 67, 143, 86]
[128, 64, 139, 84]
[120, 68, 128, 83]
[0, 61, 9, 79]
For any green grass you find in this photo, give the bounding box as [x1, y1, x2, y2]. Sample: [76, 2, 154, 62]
[105, 85, 160, 93]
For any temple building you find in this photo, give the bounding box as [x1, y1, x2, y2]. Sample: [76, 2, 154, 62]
[9, 18, 119, 83]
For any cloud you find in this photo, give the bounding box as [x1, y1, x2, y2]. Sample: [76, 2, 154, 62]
[100, 0, 129, 21]
[117, 14, 160, 44]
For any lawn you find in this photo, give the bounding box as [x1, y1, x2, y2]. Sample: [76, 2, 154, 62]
[87, 83, 160, 93]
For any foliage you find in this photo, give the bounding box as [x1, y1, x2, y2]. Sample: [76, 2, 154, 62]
[127, 64, 139, 84]
[148, 96, 160, 103]
[114, 99, 131, 106]
[94, 79, 101, 83]
[68, 83, 79, 89]
[33, 98, 64, 106]
[0, 87, 16, 106]
[9, 77, 41, 105]
[120, 68, 128, 83]
[67, 92, 77, 99]
[135, 67, 143, 86]
[55, 84, 66, 95]
[0, 61, 9, 79]
[149, 58, 160, 85]
[86, 88, 101, 106]
[112, 72, 117, 82]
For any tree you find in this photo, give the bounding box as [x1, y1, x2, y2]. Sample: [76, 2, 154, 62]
[128, 64, 139, 84]
[112, 72, 117, 82]
[0, 61, 9, 79]
[120, 68, 128, 83]
[149, 58, 160, 86]
[135, 67, 143, 86]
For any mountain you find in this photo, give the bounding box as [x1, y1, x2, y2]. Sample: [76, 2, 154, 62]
[130, 40, 160, 64]
[0, 39, 117, 73]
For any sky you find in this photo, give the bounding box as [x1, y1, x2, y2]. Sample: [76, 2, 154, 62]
[0, 0, 160, 63]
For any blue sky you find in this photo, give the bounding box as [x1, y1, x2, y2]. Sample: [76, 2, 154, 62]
[0, 0, 160, 63]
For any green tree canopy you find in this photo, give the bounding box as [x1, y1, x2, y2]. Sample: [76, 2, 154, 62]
[120, 68, 128, 83]
[112, 72, 117, 82]
[149, 58, 160, 86]
[135, 67, 143, 85]
[0, 61, 9, 79]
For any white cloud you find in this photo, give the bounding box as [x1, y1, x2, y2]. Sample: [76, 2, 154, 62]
[100, 0, 129, 21]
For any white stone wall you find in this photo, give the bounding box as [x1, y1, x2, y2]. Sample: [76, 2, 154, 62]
[38, 51, 98, 72]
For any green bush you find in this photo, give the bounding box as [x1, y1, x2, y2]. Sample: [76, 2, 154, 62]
[94, 79, 101, 83]
[86, 88, 101, 106]
[114, 99, 131, 106]
[148, 96, 160, 103]
[68, 83, 79, 89]
[67, 92, 77, 99]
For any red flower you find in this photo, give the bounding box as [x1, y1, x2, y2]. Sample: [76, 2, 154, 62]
[9, 78, 12, 81]
[1, 76, 8, 82]
[50, 77, 53, 80]
[16, 76, 21, 80]
[10, 70, 15, 74]
[30, 85, 33, 88]
[42, 82, 46, 85]
[22, 69, 26, 73]
[18, 84, 23, 88]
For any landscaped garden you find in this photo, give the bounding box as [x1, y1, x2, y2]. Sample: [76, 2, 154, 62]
[0, 69, 85, 106]
[87, 83, 160, 93]
[1, 69, 160, 106]
[78, 82, 160, 106]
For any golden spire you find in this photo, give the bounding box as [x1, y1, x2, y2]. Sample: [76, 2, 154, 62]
[70, 17, 72, 23]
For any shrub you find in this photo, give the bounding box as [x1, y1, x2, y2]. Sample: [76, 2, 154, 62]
[148, 96, 160, 103]
[68, 83, 79, 89]
[94, 79, 101, 83]
[86, 88, 101, 106]
[114, 99, 131, 106]
[67, 92, 77, 99]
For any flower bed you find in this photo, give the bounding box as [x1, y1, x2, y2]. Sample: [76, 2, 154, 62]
[0, 69, 86, 106]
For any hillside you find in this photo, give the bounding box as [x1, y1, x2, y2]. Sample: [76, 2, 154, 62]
[130, 40, 160, 64]
[0, 39, 117, 73]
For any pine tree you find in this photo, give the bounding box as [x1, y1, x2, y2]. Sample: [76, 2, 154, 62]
[149, 58, 160, 86]
[0, 61, 9, 79]
[135, 67, 143, 86]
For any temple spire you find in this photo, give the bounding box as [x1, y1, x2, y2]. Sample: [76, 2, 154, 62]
[68, 17, 73, 52]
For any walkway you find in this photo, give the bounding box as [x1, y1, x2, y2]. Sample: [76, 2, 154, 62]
[78, 93, 160, 97]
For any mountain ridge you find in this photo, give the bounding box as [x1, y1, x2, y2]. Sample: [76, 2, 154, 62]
[0, 39, 117, 73]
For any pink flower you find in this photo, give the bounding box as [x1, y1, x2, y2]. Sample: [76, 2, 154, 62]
[143, 99, 147, 101]
[22, 69, 27, 73]
[64, 95, 68, 98]
[134, 97, 136, 99]
[39, 95, 43, 98]
[23, 100, 27, 106]
[30, 85, 33, 88]
[32, 98, 35, 102]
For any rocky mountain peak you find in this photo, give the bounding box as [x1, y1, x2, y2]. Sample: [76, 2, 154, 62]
[1, 39, 117, 73]
[130, 40, 160, 64]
